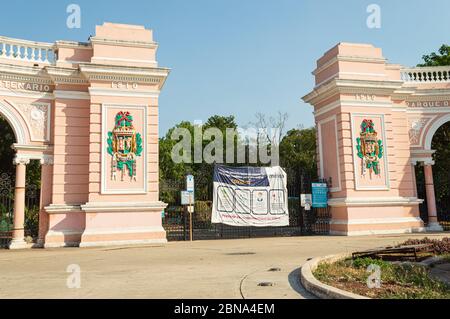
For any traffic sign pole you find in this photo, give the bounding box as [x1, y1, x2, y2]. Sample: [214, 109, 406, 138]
[189, 195, 193, 242]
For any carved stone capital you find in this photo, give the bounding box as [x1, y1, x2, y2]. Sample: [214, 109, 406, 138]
[12, 154, 54, 165]
[13, 155, 30, 165]
[40, 155, 54, 165]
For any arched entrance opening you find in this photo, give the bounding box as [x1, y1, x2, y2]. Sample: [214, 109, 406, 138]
[430, 121, 450, 229]
[416, 121, 450, 231]
[0, 115, 41, 248]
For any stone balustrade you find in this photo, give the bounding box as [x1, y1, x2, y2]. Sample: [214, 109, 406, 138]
[0, 36, 55, 64]
[401, 66, 450, 83]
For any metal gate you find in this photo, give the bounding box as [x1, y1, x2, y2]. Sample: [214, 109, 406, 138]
[0, 173, 14, 247]
[161, 168, 331, 241]
[0, 172, 41, 248]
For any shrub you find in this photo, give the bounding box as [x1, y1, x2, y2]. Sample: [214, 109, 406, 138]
[25, 206, 39, 239]
[352, 257, 390, 270]
[195, 201, 212, 224]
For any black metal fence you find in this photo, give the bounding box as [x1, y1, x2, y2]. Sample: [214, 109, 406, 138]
[0, 173, 14, 247]
[0, 172, 41, 248]
[161, 168, 331, 241]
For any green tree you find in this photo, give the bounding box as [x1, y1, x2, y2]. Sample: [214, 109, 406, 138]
[159, 120, 195, 182]
[418, 45, 450, 67]
[0, 116, 16, 176]
[279, 127, 317, 177]
[159, 115, 240, 203]
[431, 123, 450, 210]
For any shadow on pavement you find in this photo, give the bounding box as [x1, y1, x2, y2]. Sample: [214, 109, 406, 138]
[288, 268, 317, 299]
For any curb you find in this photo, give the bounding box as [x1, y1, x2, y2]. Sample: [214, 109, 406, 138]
[300, 253, 370, 299]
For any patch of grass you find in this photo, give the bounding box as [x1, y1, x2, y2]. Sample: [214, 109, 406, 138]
[313, 258, 450, 299]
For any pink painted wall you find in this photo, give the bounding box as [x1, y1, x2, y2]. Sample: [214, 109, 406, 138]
[318, 117, 340, 191]
[52, 97, 90, 204]
[304, 42, 426, 235]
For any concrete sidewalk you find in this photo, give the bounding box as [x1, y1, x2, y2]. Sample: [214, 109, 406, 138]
[0, 233, 447, 299]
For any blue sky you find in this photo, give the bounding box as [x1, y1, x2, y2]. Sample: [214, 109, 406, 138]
[1, 0, 449, 135]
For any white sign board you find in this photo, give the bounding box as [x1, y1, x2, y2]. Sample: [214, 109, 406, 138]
[212, 166, 289, 227]
[301, 194, 312, 207]
[181, 191, 195, 205]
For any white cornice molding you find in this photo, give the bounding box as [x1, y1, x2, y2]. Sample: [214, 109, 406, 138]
[407, 107, 450, 114]
[0, 63, 53, 84]
[91, 56, 158, 66]
[53, 90, 90, 100]
[13, 143, 52, 152]
[81, 227, 166, 236]
[328, 197, 422, 207]
[81, 201, 168, 213]
[55, 40, 91, 50]
[0, 62, 170, 89]
[79, 63, 170, 89]
[90, 37, 158, 49]
[45, 66, 89, 85]
[411, 149, 436, 155]
[45, 204, 82, 214]
[313, 55, 386, 76]
[314, 100, 393, 117]
[79, 63, 170, 77]
[88, 87, 159, 98]
[303, 78, 403, 105]
[0, 87, 53, 99]
[0, 59, 171, 91]
[330, 216, 423, 225]
[405, 89, 450, 101]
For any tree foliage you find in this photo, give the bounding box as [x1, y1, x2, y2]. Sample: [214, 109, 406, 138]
[0, 116, 41, 187]
[431, 122, 450, 208]
[418, 45, 450, 67]
[0, 116, 15, 176]
[279, 127, 317, 178]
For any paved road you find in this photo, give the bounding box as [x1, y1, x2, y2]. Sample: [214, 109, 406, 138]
[0, 233, 447, 299]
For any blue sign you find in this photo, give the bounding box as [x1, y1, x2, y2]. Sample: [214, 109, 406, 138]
[186, 175, 195, 192]
[312, 183, 328, 208]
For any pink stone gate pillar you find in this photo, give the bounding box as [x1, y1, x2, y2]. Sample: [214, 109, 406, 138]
[8, 157, 28, 249]
[77, 23, 170, 247]
[424, 163, 444, 231]
[40, 22, 170, 248]
[303, 43, 425, 236]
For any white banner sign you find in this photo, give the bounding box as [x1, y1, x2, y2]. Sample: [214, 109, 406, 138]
[212, 166, 289, 227]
